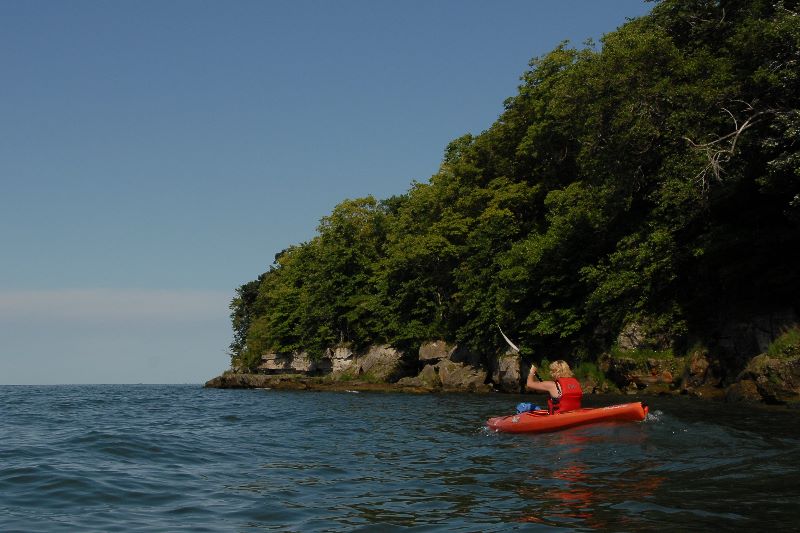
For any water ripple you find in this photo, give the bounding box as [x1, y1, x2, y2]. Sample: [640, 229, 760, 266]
[1, 385, 799, 531]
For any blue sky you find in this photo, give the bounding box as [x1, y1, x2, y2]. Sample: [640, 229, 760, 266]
[0, 0, 653, 384]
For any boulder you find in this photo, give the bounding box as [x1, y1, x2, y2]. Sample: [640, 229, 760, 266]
[396, 359, 490, 392]
[736, 354, 800, 404]
[397, 364, 440, 390]
[491, 350, 522, 393]
[436, 359, 491, 392]
[419, 341, 456, 363]
[356, 345, 408, 381]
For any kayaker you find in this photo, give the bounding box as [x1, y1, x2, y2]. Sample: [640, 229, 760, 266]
[526, 360, 583, 413]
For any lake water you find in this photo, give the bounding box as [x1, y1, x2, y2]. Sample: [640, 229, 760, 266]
[1, 385, 798, 531]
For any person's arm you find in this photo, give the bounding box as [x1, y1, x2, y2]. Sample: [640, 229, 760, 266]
[525, 365, 559, 396]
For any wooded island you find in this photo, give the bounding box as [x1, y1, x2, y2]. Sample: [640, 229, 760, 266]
[211, 0, 800, 404]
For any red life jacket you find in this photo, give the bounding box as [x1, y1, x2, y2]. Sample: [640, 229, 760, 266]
[548, 377, 582, 414]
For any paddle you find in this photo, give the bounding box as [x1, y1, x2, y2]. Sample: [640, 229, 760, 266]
[496, 324, 519, 353]
[496, 324, 542, 382]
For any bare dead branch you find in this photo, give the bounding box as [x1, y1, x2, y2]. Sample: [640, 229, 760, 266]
[684, 108, 774, 197]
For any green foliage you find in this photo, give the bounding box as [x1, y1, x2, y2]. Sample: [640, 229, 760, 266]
[767, 327, 800, 359]
[228, 276, 263, 365]
[229, 0, 800, 370]
[573, 362, 606, 384]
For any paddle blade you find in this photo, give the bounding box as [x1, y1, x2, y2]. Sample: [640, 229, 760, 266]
[497, 325, 520, 352]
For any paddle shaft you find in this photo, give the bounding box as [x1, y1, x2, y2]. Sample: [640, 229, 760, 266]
[497, 325, 544, 382]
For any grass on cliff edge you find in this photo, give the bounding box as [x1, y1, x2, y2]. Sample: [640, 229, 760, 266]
[766, 327, 800, 359]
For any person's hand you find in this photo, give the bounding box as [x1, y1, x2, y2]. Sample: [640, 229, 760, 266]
[529, 365, 537, 376]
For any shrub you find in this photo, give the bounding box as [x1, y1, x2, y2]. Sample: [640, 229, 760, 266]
[766, 327, 800, 359]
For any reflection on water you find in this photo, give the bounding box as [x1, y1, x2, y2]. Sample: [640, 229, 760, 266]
[510, 427, 664, 529]
[0, 386, 798, 532]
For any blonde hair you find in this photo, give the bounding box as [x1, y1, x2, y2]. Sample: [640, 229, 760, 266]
[549, 360, 573, 379]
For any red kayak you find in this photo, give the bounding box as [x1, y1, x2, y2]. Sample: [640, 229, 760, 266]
[487, 401, 648, 434]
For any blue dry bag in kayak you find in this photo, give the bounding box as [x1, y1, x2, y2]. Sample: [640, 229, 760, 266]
[516, 403, 541, 414]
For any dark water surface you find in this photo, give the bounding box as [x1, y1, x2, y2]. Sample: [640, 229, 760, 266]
[1, 385, 798, 531]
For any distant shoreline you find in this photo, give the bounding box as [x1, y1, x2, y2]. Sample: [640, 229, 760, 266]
[204, 373, 453, 395]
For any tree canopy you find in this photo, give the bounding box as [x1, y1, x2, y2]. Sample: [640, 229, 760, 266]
[230, 0, 800, 371]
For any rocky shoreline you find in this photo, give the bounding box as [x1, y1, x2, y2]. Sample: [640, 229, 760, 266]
[204, 372, 457, 394]
[205, 335, 800, 406]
